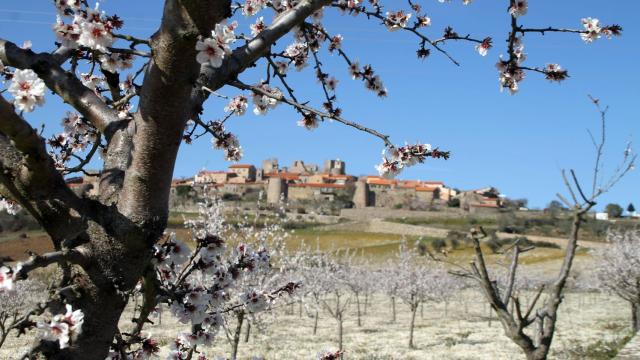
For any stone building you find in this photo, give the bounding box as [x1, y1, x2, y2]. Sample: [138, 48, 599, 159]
[324, 159, 346, 175]
[228, 164, 256, 182]
[262, 158, 279, 174]
[195, 170, 231, 184]
[66, 175, 100, 198]
[290, 160, 319, 174]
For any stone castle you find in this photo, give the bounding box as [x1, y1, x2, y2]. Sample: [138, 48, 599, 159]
[168, 158, 503, 211]
[62, 158, 502, 211]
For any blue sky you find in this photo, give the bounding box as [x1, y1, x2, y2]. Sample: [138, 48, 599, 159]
[0, 1, 638, 210]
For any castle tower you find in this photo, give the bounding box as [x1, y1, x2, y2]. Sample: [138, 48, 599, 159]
[323, 159, 346, 175]
[267, 177, 287, 204]
[262, 158, 279, 174]
[353, 178, 370, 208]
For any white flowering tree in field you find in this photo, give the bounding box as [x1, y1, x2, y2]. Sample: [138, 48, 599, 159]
[597, 229, 640, 332]
[395, 241, 455, 349]
[0, 0, 623, 358]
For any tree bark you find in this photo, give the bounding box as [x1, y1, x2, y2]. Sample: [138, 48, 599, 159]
[313, 309, 319, 335]
[632, 302, 640, 333]
[391, 296, 396, 323]
[356, 293, 362, 327]
[409, 305, 418, 349]
[232, 311, 245, 360]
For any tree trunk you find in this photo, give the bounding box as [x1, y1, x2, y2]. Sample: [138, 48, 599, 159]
[391, 296, 396, 323]
[244, 320, 251, 343]
[313, 309, 319, 335]
[338, 313, 344, 351]
[409, 305, 418, 349]
[231, 311, 245, 360]
[632, 302, 640, 333]
[356, 293, 362, 327]
[364, 293, 369, 315]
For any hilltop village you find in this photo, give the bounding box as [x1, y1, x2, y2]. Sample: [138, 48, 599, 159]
[66, 158, 503, 213]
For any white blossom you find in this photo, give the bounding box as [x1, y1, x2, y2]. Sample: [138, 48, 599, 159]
[8, 69, 46, 112]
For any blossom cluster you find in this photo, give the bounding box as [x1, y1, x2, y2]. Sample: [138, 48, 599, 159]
[348, 62, 387, 97]
[108, 196, 294, 359]
[581, 18, 622, 43]
[496, 36, 526, 94]
[7, 69, 46, 113]
[0, 263, 21, 292]
[196, 22, 237, 68]
[37, 304, 85, 349]
[48, 112, 99, 169]
[52, 1, 122, 52]
[208, 121, 243, 161]
[0, 197, 22, 216]
[375, 143, 450, 178]
[252, 83, 283, 115]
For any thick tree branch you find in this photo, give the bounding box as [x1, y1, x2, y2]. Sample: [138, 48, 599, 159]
[0, 39, 121, 139]
[190, 0, 332, 116]
[0, 96, 87, 246]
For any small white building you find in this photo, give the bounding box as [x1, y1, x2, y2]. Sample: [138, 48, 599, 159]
[595, 212, 609, 221]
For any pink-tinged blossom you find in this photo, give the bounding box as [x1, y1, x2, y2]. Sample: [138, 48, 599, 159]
[99, 53, 133, 73]
[284, 42, 309, 70]
[53, 16, 80, 48]
[336, 0, 362, 14]
[417, 15, 432, 28]
[240, 289, 270, 313]
[297, 114, 320, 130]
[250, 16, 266, 37]
[274, 61, 289, 75]
[54, 0, 82, 15]
[196, 37, 226, 68]
[509, 0, 528, 17]
[242, 0, 268, 16]
[581, 18, 602, 43]
[0, 197, 22, 216]
[119, 74, 134, 94]
[251, 83, 283, 115]
[80, 73, 104, 92]
[475, 37, 492, 56]
[376, 143, 448, 178]
[196, 22, 237, 68]
[544, 63, 568, 82]
[348, 61, 361, 79]
[37, 305, 84, 349]
[225, 95, 249, 115]
[78, 20, 113, 52]
[328, 35, 343, 53]
[384, 11, 412, 31]
[0, 265, 19, 291]
[8, 69, 46, 112]
[325, 77, 339, 91]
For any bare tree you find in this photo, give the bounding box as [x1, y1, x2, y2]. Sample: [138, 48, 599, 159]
[597, 229, 640, 332]
[445, 97, 636, 360]
[0, 0, 622, 358]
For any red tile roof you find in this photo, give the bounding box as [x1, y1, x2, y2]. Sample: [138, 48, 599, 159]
[229, 164, 254, 169]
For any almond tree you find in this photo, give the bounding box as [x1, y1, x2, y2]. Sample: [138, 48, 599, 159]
[445, 98, 636, 360]
[395, 241, 450, 349]
[596, 229, 640, 332]
[0, 0, 623, 358]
